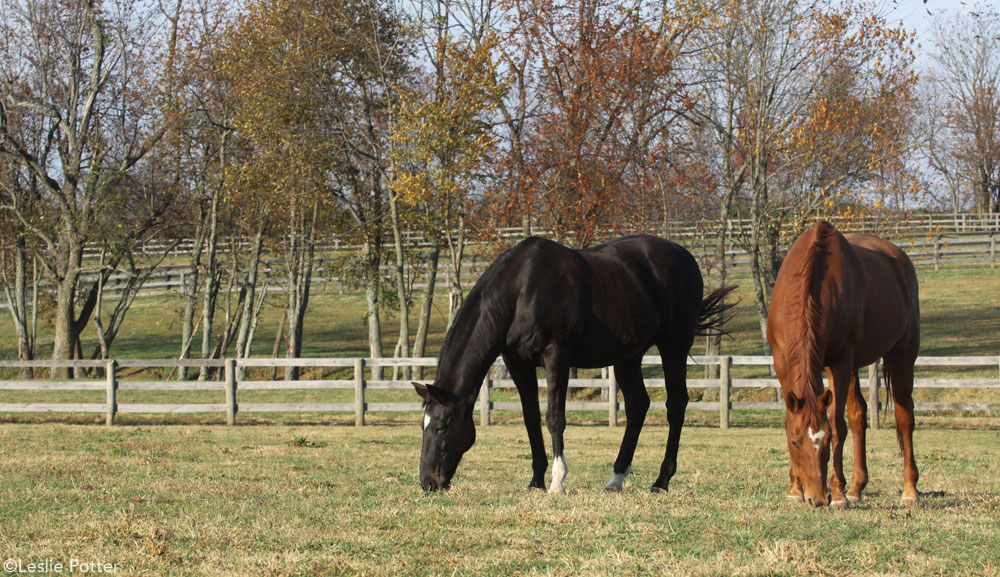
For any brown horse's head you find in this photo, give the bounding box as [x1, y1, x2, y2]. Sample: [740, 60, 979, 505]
[784, 389, 833, 507]
[413, 382, 476, 491]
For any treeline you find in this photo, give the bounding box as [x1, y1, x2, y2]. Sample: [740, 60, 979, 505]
[1, 0, 999, 375]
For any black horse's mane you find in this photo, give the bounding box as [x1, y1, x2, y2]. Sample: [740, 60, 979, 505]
[437, 243, 519, 382]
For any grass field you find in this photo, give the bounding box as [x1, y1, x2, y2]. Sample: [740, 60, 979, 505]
[0, 423, 997, 576]
[0, 264, 998, 575]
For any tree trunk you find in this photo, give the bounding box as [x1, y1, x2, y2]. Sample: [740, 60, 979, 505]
[388, 193, 411, 379]
[445, 217, 466, 329]
[1, 237, 35, 378]
[199, 192, 222, 381]
[179, 202, 209, 380]
[51, 266, 83, 379]
[363, 239, 384, 363]
[235, 228, 265, 381]
[284, 200, 318, 381]
[413, 246, 441, 380]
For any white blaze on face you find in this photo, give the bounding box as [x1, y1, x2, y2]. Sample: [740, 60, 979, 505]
[807, 426, 826, 450]
[423, 410, 431, 431]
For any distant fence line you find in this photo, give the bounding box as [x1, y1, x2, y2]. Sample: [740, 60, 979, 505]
[3, 213, 991, 300]
[0, 356, 997, 428]
[90, 212, 1000, 260]
[76, 231, 998, 299]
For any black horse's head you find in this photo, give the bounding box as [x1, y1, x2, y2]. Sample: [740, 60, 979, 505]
[413, 382, 476, 491]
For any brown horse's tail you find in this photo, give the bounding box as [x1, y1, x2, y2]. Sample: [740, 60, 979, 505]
[695, 286, 737, 337]
[882, 362, 904, 455]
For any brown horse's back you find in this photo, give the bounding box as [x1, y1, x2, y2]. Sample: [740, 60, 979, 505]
[842, 233, 919, 367]
[768, 222, 919, 383]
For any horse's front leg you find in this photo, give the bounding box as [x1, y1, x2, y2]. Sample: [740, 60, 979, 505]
[826, 362, 852, 509]
[542, 349, 570, 494]
[504, 354, 548, 490]
[605, 359, 649, 492]
[846, 369, 869, 503]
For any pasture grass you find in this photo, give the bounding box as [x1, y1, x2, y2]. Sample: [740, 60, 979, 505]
[0, 423, 997, 576]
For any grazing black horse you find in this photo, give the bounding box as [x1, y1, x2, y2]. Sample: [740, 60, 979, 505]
[413, 235, 732, 493]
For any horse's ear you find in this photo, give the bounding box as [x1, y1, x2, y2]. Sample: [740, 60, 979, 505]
[412, 382, 456, 405]
[786, 391, 806, 413]
[818, 389, 833, 411]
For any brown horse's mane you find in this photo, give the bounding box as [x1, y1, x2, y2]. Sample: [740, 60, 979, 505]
[784, 221, 833, 400]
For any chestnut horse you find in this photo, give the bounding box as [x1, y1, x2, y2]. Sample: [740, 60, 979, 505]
[414, 235, 732, 494]
[767, 220, 920, 508]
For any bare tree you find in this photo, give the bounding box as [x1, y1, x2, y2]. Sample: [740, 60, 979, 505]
[0, 0, 187, 374]
[929, 5, 1000, 214]
[681, 0, 917, 346]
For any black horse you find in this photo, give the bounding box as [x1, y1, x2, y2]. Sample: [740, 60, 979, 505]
[413, 235, 732, 493]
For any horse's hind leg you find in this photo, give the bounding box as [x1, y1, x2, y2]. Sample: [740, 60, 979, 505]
[651, 351, 688, 494]
[605, 359, 649, 492]
[846, 369, 869, 503]
[885, 358, 920, 505]
[505, 354, 548, 491]
[542, 348, 570, 494]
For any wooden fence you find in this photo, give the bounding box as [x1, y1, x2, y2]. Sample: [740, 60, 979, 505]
[72, 231, 998, 300]
[0, 356, 997, 427]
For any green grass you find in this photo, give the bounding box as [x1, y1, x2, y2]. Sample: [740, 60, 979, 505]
[0, 423, 997, 576]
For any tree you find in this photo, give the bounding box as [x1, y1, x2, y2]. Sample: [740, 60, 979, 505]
[681, 0, 917, 345]
[494, 0, 689, 247]
[392, 0, 501, 340]
[928, 5, 1000, 214]
[0, 0, 187, 374]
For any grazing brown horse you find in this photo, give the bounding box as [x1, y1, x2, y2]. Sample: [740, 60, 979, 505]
[767, 220, 920, 509]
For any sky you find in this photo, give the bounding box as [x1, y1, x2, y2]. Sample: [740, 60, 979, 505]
[886, 0, 1000, 68]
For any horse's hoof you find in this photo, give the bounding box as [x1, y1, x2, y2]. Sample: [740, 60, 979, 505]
[830, 500, 850, 510]
[846, 493, 862, 504]
[900, 496, 919, 507]
[548, 484, 566, 495]
[604, 485, 624, 493]
[528, 482, 546, 492]
[650, 485, 668, 494]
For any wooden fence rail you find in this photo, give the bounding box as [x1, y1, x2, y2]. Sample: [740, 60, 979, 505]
[0, 355, 997, 427]
[67, 231, 997, 301]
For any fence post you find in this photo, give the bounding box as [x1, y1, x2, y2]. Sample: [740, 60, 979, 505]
[480, 377, 491, 426]
[608, 366, 619, 427]
[868, 361, 879, 431]
[934, 235, 942, 271]
[354, 358, 366, 427]
[225, 358, 237, 426]
[105, 359, 117, 426]
[719, 356, 731, 429]
[990, 233, 995, 269]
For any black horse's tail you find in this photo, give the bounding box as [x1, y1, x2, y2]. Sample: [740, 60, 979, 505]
[695, 286, 737, 337]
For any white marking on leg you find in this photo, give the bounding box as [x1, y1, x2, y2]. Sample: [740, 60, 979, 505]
[604, 466, 631, 492]
[423, 411, 431, 431]
[807, 426, 826, 450]
[549, 454, 568, 494]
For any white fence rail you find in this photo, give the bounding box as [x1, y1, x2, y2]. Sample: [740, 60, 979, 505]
[0, 356, 997, 427]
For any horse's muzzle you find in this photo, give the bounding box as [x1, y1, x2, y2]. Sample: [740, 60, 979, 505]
[421, 476, 450, 492]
